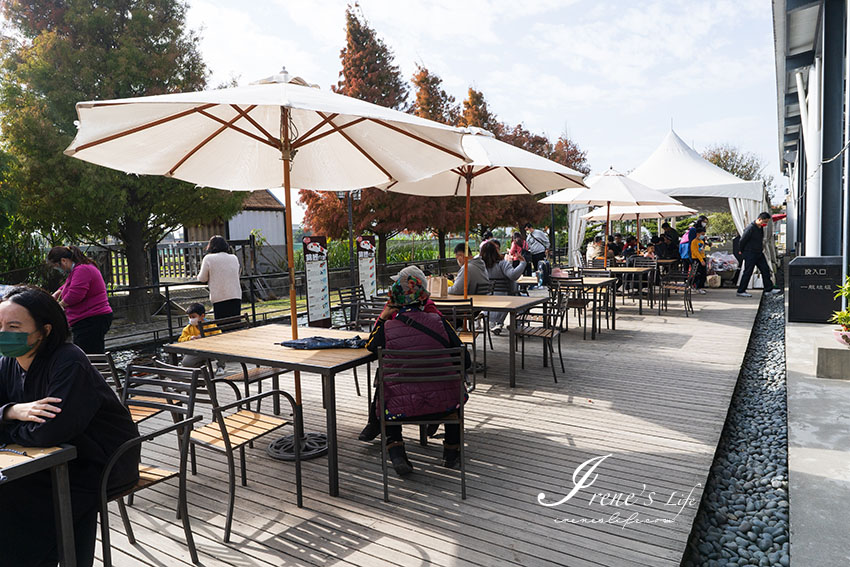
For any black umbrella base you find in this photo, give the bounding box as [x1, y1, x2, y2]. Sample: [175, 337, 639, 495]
[267, 432, 328, 461]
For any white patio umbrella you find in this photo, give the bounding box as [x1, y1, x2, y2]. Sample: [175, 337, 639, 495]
[569, 168, 681, 266]
[537, 187, 588, 205]
[581, 204, 696, 252]
[64, 69, 468, 459]
[580, 204, 697, 221]
[380, 127, 586, 296]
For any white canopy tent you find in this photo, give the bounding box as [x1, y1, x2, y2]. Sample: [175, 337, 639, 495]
[628, 130, 770, 235]
[628, 129, 777, 285]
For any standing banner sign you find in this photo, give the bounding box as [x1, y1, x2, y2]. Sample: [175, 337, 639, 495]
[357, 235, 377, 298]
[302, 236, 331, 327]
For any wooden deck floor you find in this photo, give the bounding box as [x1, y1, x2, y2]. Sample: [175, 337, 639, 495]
[97, 288, 759, 567]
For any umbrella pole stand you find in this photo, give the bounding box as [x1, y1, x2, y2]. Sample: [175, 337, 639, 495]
[463, 172, 472, 298]
[268, 106, 328, 461]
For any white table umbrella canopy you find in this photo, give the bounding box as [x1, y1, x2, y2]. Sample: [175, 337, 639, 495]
[570, 167, 682, 207]
[65, 72, 468, 191]
[538, 187, 589, 204]
[581, 204, 697, 222]
[380, 128, 585, 196]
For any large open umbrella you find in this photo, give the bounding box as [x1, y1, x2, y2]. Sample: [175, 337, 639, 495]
[581, 204, 697, 251]
[381, 128, 586, 296]
[65, 69, 468, 460]
[568, 168, 681, 266]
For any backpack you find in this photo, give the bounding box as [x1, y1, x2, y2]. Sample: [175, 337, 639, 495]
[537, 259, 552, 286]
[678, 231, 691, 260]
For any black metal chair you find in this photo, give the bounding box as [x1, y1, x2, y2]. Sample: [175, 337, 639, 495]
[199, 314, 288, 414]
[376, 347, 466, 502]
[630, 257, 658, 308]
[99, 364, 204, 566]
[88, 353, 165, 424]
[335, 284, 367, 327]
[659, 269, 696, 316]
[552, 276, 591, 339]
[432, 298, 482, 388]
[339, 298, 387, 403]
[149, 360, 303, 543]
[516, 291, 566, 383]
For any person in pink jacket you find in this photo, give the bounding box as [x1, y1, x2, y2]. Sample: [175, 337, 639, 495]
[47, 246, 113, 353]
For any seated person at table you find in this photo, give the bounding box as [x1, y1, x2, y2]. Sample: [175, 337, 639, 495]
[655, 234, 678, 259]
[586, 236, 603, 263]
[0, 286, 140, 567]
[642, 244, 657, 259]
[622, 236, 639, 258]
[358, 270, 469, 475]
[448, 242, 489, 295]
[608, 233, 624, 256]
[480, 241, 525, 334]
[178, 302, 221, 367]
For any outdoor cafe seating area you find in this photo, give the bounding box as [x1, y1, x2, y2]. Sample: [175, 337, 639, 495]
[67, 280, 761, 567]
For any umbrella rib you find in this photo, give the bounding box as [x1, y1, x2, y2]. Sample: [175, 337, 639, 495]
[229, 104, 281, 148]
[167, 106, 254, 176]
[68, 103, 217, 153]
[368, 118, 467, 160]
[196, 108, 279, 149]
[505, 167, 533, 194]
[294, 115, 367, 148]
[471, 165, 498, 178]
[555, 171, 587, 187]
[292, 113, 339, 148]
[321, 114, 393, 180]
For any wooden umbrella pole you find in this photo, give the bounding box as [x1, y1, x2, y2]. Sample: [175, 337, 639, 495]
[463, 172, 471, 299]
[281, 107, 302, 407]
[603, 201, 610, 268]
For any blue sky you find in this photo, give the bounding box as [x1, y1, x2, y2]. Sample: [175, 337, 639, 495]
[186, 0, 780, 221]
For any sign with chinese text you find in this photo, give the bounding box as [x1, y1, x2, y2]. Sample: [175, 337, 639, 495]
[302, 235, 331, 327]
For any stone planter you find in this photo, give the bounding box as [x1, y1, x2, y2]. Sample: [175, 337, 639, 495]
[833, 329, 850, 348]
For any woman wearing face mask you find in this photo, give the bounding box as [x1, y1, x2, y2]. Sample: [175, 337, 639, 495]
[47, 245, 113, 354]
[0, 286, 139, 566]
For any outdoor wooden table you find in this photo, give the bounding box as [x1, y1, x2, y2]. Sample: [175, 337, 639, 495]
[0, 444, 77, 566]
[432, 294, 548, 387]
[580, 277, 617, 339]
[596, 266, 653, 314]
[164, 325, 375, 497]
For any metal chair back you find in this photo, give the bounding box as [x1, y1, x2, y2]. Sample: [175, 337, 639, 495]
[376, 347, 466, 501]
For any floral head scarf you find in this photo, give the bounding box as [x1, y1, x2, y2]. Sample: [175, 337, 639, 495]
[389, 273, 430, 307]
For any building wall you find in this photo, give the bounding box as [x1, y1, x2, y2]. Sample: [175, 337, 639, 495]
[228, 210, 286, 245]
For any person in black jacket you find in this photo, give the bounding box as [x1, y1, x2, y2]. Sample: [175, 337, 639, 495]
[0, 286, 140, 567]
[736, 213, 781, 297]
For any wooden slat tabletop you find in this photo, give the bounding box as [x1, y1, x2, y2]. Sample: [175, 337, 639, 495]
[431, 294, 547, 311]
[0, 444, 62, 469]
[164, 325, 374, 374]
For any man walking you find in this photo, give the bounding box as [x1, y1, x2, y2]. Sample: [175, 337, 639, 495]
[523, 222, 550, 276]
[737, 212, 780, 297]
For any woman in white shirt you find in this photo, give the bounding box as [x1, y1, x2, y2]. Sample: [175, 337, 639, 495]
[197, 235, 242, 319]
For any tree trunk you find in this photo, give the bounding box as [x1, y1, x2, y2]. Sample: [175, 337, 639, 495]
[123, 218, 152, 323]
[377, 233, 388, 266]
[438, 230, 446, 259]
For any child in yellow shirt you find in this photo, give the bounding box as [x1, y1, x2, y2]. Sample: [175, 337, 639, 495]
[689, 227, 708, 294]
[178, 303, 220, 367]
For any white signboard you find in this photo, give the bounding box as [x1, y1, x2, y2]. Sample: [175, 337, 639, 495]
[302, 236, 331, 326]
[357, 236, 376, 298]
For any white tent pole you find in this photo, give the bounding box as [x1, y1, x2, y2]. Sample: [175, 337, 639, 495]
[802, 60, 823, 256]
[843, 0, 850, 309]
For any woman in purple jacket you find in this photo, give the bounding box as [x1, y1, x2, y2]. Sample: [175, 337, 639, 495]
[47, 246, 113, 354]
[359, 268, 469, 476]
